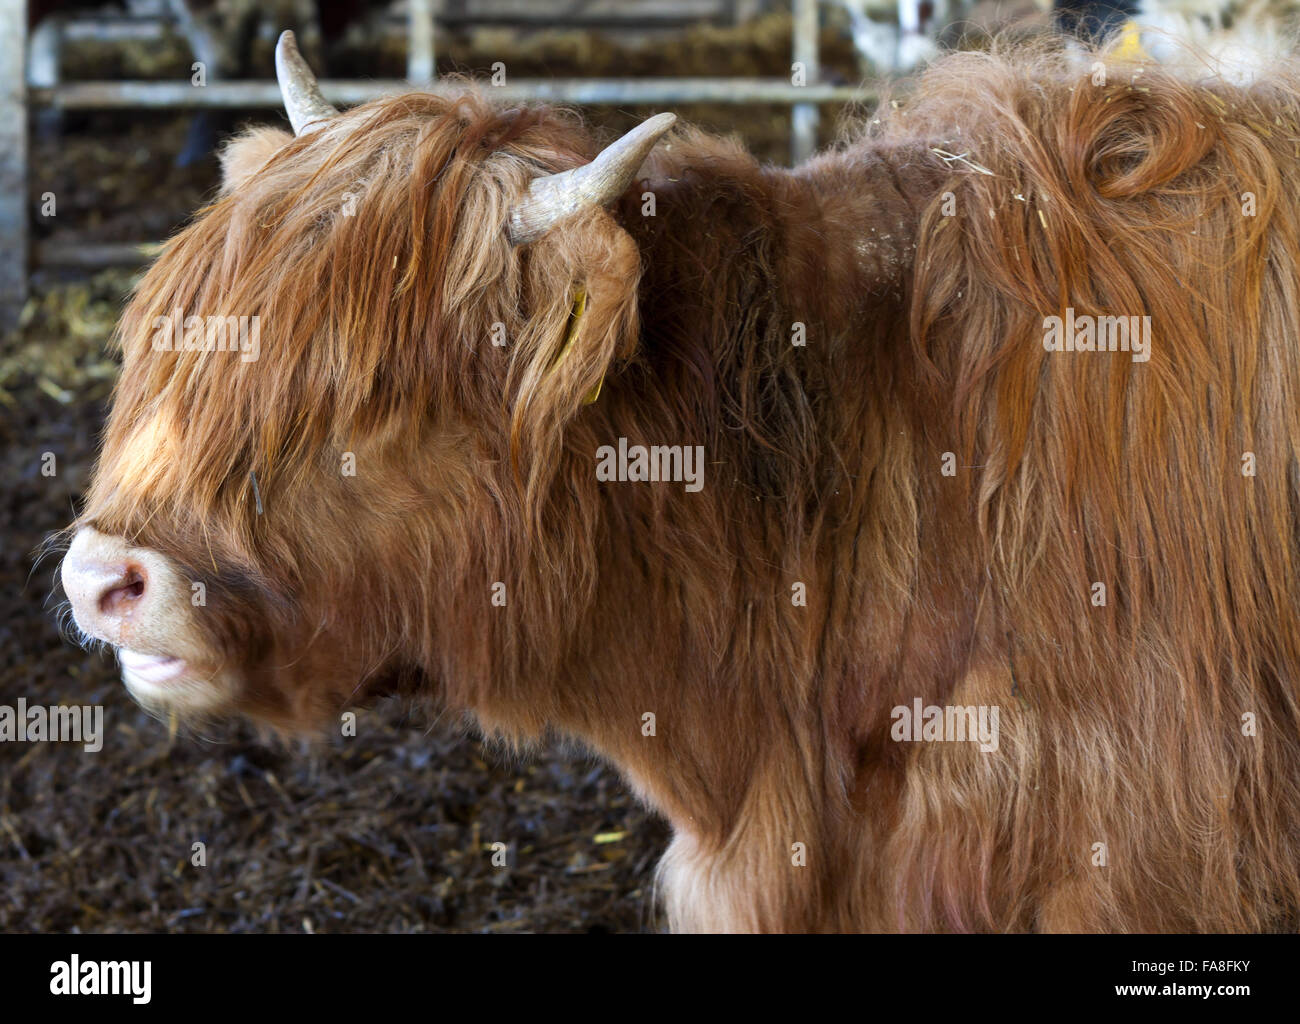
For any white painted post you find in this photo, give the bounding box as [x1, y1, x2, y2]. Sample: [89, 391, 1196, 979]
[791, 0, 819, 165]
[0, 0, 28, 328]
[408, 0, 437, 84]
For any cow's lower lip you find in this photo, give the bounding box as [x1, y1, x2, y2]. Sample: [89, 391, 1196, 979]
[119, 649, 187, 685]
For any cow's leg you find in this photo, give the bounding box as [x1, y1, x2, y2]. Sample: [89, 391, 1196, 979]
[655, 831, 756, 933]
[654, 799, 838, 933]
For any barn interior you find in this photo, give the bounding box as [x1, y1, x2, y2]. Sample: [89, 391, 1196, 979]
[2, 0, 1083, 933]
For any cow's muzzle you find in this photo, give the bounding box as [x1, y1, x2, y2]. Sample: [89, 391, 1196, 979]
[61, 527, 236, 713]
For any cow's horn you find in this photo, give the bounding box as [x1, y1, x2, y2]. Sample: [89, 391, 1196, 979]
[508, 112, 677, 245]
[275, 30, 338, 136]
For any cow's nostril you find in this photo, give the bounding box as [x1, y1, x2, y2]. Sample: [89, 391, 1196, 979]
[99, 568, 147, 616]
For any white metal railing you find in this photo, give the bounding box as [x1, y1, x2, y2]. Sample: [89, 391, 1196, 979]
[0, 0, 877, 324]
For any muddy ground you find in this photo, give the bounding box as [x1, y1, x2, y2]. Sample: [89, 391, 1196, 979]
[0, 11, 884, 933]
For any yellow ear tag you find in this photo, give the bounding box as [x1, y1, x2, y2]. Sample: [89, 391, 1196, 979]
[550, 287, 605, 405]
[1115, 20, 1146, 60]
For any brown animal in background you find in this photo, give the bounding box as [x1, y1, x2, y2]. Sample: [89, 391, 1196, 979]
[61, 32, 1300, 931]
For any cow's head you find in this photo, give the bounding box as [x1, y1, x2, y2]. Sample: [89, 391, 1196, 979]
[60, 32, 674, 731]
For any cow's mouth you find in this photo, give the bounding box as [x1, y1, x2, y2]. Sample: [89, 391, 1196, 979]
[119, 649, 187, 686]
[64, 527, 243, 716]
[116, 646, 233, 714]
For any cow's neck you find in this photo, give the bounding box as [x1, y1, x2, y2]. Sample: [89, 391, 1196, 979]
[501, 136, 952, 928]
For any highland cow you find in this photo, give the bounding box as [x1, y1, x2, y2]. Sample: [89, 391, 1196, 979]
[61, 32, 1300, 932]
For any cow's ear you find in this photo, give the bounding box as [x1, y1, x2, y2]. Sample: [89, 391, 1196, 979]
[217, 126, 294, 194]
[507, 206, 639, 482]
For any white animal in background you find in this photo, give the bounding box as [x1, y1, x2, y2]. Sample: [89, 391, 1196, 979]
[1132, 0, 1300, 83]
[836, 0, 959, 73]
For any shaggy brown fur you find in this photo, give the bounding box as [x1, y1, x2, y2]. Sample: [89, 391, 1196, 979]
[73, 43, 1300, 932]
